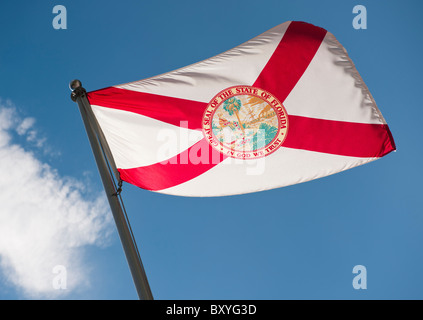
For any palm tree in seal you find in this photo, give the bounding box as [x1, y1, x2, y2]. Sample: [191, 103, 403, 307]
[223, 97, 244, 134]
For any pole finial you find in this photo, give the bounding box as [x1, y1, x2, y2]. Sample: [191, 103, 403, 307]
[69, 79, 86, 102]
[69, 79, 82, 91]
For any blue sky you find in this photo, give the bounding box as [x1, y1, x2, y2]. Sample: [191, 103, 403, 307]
[0, 0, 422, 299]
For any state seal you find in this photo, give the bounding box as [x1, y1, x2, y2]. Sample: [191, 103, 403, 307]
[202, 86, 289, 159]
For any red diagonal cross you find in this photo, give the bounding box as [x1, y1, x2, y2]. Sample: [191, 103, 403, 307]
[88, 22, 396, 191]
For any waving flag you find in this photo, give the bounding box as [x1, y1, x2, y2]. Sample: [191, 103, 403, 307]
[87, 21, 395, 197]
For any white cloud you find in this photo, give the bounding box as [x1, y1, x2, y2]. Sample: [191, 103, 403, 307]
[0, 102, 113, 298]
[16, 117, 35, 136]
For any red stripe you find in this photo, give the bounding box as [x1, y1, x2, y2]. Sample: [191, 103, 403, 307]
[118, 138, 227, 191]
[87, 87, 205, 130]
[253, 21, 327, 101]
[285, 116, 395, 158]
[88, 86, 396, 158]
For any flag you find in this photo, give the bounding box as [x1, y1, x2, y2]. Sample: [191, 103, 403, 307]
[87, 21, 396, 197]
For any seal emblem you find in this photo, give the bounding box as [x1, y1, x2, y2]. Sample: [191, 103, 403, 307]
[202, 86, 289, 159]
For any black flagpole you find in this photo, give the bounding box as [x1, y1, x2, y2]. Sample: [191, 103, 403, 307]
[70, 79, 153, 300]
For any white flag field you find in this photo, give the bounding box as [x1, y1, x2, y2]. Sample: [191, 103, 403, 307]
[86, 21, 396, 197]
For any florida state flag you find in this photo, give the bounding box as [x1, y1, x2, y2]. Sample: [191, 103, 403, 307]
[87, 21, 395, 197]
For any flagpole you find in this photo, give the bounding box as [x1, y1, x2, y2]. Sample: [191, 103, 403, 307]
[70, 79, 153, 300]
